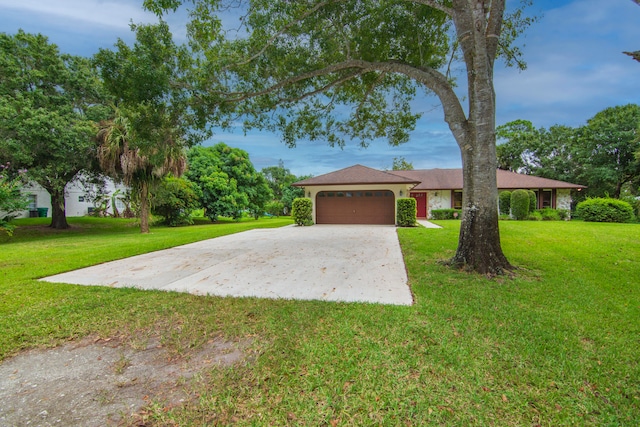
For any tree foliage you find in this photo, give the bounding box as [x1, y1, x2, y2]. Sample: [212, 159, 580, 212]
[392, 156, 414, 171]
[261, 160, 307, 214]
[145, 0, 538, 274]
[497, 104, 640, 199]
[186, 143, 272, 220]
[624, 0, 640, 62]
[151, 176, 201, 226]
[0, 163, 29, 236]
[94, 22, 206, 233]
[581, 104, 640, 198]
[0, 31, 106, 229]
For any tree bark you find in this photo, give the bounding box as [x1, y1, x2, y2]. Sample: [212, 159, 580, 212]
[47, 187, 70, 230]
[138, 180, 150, 234]
[449, 132, 512, 274]
[445, 0, 513, 274]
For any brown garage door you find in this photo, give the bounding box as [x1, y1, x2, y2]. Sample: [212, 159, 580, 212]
[316, 190, 395, 224]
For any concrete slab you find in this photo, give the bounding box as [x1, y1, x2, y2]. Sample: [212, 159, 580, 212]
[41, 225, 413, 306]
[417, 220, 442, 229]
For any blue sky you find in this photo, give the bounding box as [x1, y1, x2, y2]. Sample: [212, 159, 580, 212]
[1, 0, 639, 176]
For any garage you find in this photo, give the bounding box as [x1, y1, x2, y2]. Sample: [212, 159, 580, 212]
[316, 190, 395, 224]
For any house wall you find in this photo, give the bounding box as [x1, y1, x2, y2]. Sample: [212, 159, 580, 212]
[425, 190, 452, 219]
[556, 189, 572, 211]
[17, 178, 127, 218]
[302, 183, 414, 224]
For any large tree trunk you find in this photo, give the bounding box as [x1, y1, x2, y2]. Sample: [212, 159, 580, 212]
[47, 187, 70, 230]
[138, 180, 150, 234]
[450, 132, 513, 274]
[446, 0, 512, 275]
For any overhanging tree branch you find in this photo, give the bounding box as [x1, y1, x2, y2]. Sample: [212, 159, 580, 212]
[217, 58, 467, 140]
[227, 0, 348, 69]
[410, 0, 454, 15]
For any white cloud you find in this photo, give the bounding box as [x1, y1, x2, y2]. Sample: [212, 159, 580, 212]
[0, 0, 155, 30]
[494, 0, 640, 128]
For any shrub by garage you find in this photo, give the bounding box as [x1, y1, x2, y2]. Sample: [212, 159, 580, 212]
[396, 197, 417, 227]
[292, 197, 313, 226]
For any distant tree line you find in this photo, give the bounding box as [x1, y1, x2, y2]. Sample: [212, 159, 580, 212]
[0, 28, 307, 232]
[497, 104, 640, 201]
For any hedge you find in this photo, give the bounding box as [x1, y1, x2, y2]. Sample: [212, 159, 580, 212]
[510, 189, 530, 220]
[397, 198, 417, 227]
[499, 191, 511, 216]
[576, 198, 634, 223]
[528, 190, 537, 213]
[291, 197, 314, 226]
[431, 209, 462, 220]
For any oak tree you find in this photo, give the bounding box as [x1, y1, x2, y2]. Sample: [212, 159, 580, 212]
[0, 31, 105, 229]
[147, 0, 536, 274]
[186, 143, 272, 220]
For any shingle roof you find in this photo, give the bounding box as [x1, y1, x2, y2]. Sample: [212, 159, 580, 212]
[391, 169, 462, 190]
[294, 165, 586, 190]
[390, 169, 586, 190]
[293, 164, 420, 186]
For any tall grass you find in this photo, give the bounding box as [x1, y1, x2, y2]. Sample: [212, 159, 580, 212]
[1, 218, 638, 425]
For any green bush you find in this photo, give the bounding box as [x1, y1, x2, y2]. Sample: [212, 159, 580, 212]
[0, 163, 29, 236]
[538, 208, 561, 221]
[396, 198, 417, 227]
[510, 190, 530, 220]
[291, 197, 313, 226]
[151, 177, 200, 227]
[576, 198, 635, 223]
[430, 209, 462, 220]
[498, 191, 511, 216]
[528, 211, 543, 221]
[265, 201, 284, 217]
[528, 190, 537, 213]
[621, 196, 640, 219]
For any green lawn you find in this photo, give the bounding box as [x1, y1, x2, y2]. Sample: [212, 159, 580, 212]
[1, 218, 638, 425]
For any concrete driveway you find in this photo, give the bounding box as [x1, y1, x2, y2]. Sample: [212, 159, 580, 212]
[41, 225, 413, 305]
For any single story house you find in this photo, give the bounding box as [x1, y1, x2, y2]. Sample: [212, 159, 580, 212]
[15, 178, 127, 219]
[293, 164, 586, 225]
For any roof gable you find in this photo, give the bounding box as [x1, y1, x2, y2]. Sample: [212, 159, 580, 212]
[293, 164, 420, 186]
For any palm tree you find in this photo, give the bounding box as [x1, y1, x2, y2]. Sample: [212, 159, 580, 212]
[96, 108, 186, 233]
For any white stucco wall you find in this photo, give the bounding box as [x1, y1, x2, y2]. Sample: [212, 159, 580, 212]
[425, 190, 452, 219]
[17, 178, 127, 218]
[556, 189, 572, 211]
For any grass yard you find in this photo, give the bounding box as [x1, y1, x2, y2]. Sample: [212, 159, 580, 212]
[1, 218, 639, 425]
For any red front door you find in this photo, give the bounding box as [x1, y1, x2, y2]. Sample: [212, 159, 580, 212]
[410, 192, 427, 218]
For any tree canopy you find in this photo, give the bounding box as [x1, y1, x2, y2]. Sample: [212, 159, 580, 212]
[94, 22, 208, 233]
[497, 104, 640, 199]
[186, 143, 272, 220]
[261, 161, 307, 214]
[145, 0, 536, 274]
[0, 30, 106, 229]
[391, 156, 414, 171]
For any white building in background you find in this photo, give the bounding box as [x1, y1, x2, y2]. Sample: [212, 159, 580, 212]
[17, 178, 128, 218]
